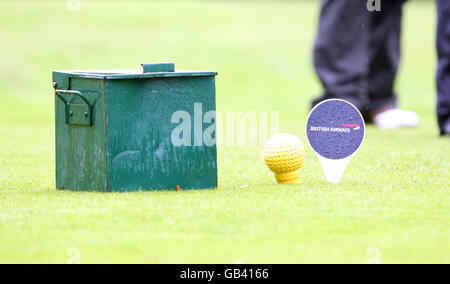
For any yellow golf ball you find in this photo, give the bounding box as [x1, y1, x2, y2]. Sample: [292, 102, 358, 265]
[263, 133, 305, 184]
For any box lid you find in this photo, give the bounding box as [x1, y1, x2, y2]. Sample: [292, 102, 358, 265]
[53, 63, 217, 81]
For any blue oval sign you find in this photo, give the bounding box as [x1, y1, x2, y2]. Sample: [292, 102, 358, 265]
[306, 99, 365, 160]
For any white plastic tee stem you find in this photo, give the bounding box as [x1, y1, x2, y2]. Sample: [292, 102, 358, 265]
[316, 154, 353, 184]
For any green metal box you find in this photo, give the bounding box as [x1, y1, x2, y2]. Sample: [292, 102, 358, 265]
[53, 63, 218, 192]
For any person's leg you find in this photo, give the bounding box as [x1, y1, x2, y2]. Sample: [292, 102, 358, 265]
[436, 0, 450, 135]
[313, 0, 370, 114]
[313, 0, 418, 128]
[367, 0, 406, 115]
[368, 0, 419, 129]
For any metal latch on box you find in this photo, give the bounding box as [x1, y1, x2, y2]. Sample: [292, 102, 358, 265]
[55, 90, 93, 126]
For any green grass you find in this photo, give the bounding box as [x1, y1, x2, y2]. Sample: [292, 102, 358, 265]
[0, 1, 449, 264]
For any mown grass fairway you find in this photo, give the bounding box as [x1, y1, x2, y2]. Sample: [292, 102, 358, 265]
[0, 1, 448, 263]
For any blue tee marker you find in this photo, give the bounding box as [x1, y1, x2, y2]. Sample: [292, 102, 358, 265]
[306, 99, 365, 183]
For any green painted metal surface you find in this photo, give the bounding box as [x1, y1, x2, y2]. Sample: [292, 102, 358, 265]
[141, 62, 175, 73]
[53, 63, 217, 192]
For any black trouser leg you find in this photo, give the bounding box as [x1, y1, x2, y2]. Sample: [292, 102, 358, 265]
[437, 0, 450, 134]
[313, 0, 370, 113]
[313, 0, 406, 118]
[367, 0, 406, 115]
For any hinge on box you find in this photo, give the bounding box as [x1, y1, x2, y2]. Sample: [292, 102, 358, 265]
[55, 90, 93, 126]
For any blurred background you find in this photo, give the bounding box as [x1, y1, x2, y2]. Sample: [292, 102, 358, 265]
[0, 0, 437, 129]
[0, 0, 441, 182]
[1, 0, 448, 263]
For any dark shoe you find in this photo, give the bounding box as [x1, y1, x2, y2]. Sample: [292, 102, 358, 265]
[442, 119, 450, 136]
